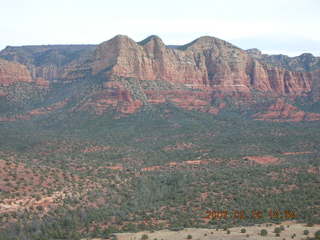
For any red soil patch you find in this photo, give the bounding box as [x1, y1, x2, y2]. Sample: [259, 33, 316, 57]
[140, 159, 211, 172]
[75, 82, 143, 115]
[93, 164, 124, 172]
[168, 162, 178, 167]
[0, 159, 98, 217]
[0, 191, 64, 214]
[145, 90, 225, 115]
[244, 155, 279, 164]
[184, 160, 208, 165]
[141, 166, 162, 172]
[282, 151, 313, 156]
[253, 99, 320, 122]
[307, 167, 320, 174]
[35, 77, 49, 87]
[103, 165, 124, 171]
[27, 99, 68, 116]
[0, 99, 68, 122]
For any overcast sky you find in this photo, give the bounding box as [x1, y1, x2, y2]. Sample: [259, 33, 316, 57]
[1, 0, 319, 56]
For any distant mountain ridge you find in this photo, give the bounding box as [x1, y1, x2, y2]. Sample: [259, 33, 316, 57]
[0, 35, 320, 121]
[246, 48, 320, 72]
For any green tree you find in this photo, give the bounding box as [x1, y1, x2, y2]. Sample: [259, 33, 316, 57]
[261, 229, 268, 236]
[141, 234, 149, 240]
[274, 227, 282, 234]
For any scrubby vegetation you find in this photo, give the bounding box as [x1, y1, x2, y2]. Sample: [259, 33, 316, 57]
[0, 104, 319, 239]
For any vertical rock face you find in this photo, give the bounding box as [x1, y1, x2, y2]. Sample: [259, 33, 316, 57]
[0, 59, 33, 86]
[185, 36, 250, 89]
[0, 59, 49, 111]
[92, 35, 254, 91]
[91, 35, 314, 97]
[0, 35, 319, 118]
[1, 35, 317, 98]
[92, 35, 209, 86]
[250, 61, 312, 95]
[311, 70, 320, 101]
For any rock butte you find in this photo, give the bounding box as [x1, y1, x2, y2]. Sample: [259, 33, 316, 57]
[0, 35, 320, 120]
[91, 35, 314, 96]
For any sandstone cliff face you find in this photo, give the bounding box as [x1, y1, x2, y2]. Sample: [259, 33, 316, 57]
[0, 59, 49, 110]
[1, 36, 316, 97]
[0, 59, 33, 86]
[92, 35, 209, 87]
[311, 70, 320, 101]
[250, 62, 312, 95]
[91, 35, 313, 97]
[0, 35, 319, 120]
[92, 35, 252, 92]
[58, 35, 320, 117]
[0, 59, 49, 90]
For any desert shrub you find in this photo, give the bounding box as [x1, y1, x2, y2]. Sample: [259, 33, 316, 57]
[261, 229, 268, 236]
[274, 227, 282, 234]
[187, 234, 192, 239]
[141, 234, 149, 240]
[241, 228, 246, 233]
[303, 230, 309, 235]
[36, 205, 44, 211]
